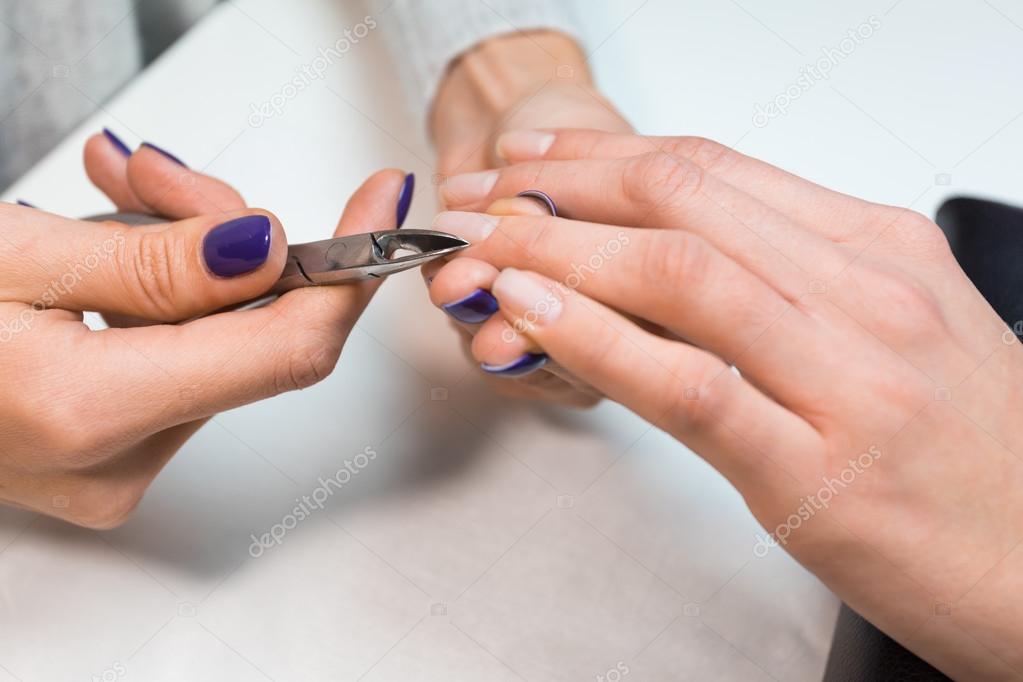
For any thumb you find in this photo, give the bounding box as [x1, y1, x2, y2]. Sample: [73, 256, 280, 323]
[0, 207, 287, 321]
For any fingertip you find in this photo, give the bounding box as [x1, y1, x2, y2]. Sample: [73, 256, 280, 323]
[427, 258, 499, 309]
[84, 132, 148, 213]
[334, 168, 408, 238]
[470, 316, 535, 366]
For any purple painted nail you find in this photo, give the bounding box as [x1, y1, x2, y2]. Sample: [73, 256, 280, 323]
[103, 128, 132, 157]
[396, 172, 415, 228]
[517, 190, 558, 216]
[203, 215, 271, 278]
[481, 352, 548, 377]
[141, 142, 187, 167]
[442, 288, 499, 324]
[15, 199, 35, 208]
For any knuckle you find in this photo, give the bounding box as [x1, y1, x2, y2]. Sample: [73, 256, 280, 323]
[662, 136, 733, 174]
[626, 152, 706, 213]
[275, 330, 342, 392]
[886, 210, 953, 262]
[639, 231, 712, 296]
[659, 353, 723, 432]
[866, 267, 944, 340]
[19, 401, 108, 468]
[121, 230, 185, 319]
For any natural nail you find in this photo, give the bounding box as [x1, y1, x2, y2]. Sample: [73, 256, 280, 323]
[203, 215, 271, 278]
[103, 127, 132, 157]
[497, 130, 555, 160]
[431, 211, 498, 243]
[481, 352, 548, 378]
[442, 288, 499, 324]
[441, 170, 498, 205]
[141, 141, 187, 167]
[396, 172, 415, 228]
[492, 268, 562, 326]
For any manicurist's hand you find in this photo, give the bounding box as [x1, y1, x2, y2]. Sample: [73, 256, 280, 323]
[429, 129, 1023, 680]
[0, 130, 409, 528]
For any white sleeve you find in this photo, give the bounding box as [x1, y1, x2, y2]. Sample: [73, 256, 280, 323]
[372, 0, 584, 121]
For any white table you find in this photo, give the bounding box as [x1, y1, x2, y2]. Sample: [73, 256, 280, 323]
[2, 1, 1021, 680]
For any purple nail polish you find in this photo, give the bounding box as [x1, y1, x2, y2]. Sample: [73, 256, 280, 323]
[481, 352, 548, 377]
[203, 215, 271, 278]
[396, 172, 415, 228]
[517, 190, 558, 216]
[442, 288, 499, 324]
[141, 142, 187, 167]
[15, 199, 35, 208]
[103, 128, 132, 157]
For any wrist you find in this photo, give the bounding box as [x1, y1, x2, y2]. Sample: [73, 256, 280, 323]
[430, 30, 592, 139]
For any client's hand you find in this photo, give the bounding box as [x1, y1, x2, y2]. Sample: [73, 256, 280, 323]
[0, 131, 407, 528]
[430, 129, 1023, 681]
[431, 31, 630, 183]
[428, 30, 629, 405]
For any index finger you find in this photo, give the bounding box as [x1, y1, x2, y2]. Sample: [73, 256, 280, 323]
[493, 129, 879, 242]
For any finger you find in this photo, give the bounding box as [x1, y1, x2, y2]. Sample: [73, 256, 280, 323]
[430, 210, 824, 397]
[496, 129, 880, 241]
[83, 130, 149, 213]
[0, 205, 288, 320]
[439, 153, 850, 289]
[427, 247, 596, 397]
[125, 143, 246, 218]
[489, 267, 822, 485]
[79, 170, 407, 439]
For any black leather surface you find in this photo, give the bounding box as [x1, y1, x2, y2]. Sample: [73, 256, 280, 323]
[822, 196, 1022, 681]
[823, 605, 948, 681]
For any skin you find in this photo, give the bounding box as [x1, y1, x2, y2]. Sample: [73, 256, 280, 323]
[0, 132, 406, 528]
[428, 30, 630, 405]
[428, 128, 1023, 680]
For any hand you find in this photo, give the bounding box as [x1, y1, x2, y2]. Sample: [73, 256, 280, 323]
[429, 129, 1023, 680]
[0, 131, 408, 528]
[421, 194, 602, 407]
[431, 30, 630, 182]
[428, 31, 629, 406]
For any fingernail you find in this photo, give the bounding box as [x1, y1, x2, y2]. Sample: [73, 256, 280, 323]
[396, 172, 415, 228]
[431, 211, 498, 243]
[497, 130, 555, 160]
[15, 199, 35, 207]
[203, 215, 271, 278]
[492, 268, 562, 326]
[481, 352, 548, 378]
[141, 141, 187, 167]
[103, 127, 132, 157]
[442, 288, 499, 324]
[441, 170, 498, 205]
